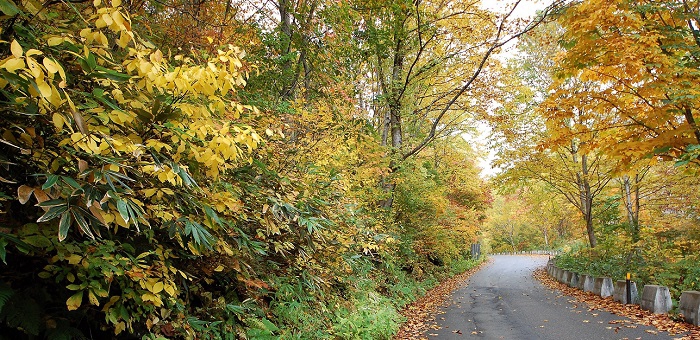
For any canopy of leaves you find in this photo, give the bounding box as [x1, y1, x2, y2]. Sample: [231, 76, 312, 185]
[0, 0, 494, 338]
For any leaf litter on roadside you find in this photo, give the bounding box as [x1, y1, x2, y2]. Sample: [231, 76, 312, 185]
[534, 268, 700, 340]
[393, 260, 489, 339]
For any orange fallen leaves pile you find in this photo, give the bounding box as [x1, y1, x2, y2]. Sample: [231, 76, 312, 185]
[393, 260, 488, 339]
[534, 268, 700, 340]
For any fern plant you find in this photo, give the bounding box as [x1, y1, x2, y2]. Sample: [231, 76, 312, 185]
[0, 281, 87, 338]
[0, 285, 41, 336]
[0, 283, 13, 314]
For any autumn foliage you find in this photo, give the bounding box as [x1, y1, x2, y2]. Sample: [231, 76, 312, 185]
[0, 0, 493, 338]
[487, 0, 700, 304]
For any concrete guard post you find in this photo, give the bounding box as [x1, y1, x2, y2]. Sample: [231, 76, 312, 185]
[557, 268, 565, 283]
[577, 274, 587, 290]
[569, 272, 579, 288]
[554, 267, 562, 281]
[679, 291, 700, 326]
[583, 275, 596, 293]
[593, 277, 614, 298]
[614, 280, 638, 304]
[641, 285, 673, 314]
[559, 269, 569, 284]
[562, 270, 572, 285]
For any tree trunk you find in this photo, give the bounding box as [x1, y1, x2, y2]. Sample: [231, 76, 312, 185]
[581, 154, 597, 248]
[585, 215, 596, 248]
[378, 23, 406, 209]
[543, 227, 549, 249]
[573, 148, 597, 248]
[622, 174, 640, 242]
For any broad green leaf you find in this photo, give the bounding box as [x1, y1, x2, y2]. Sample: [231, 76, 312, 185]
[58, 211, 71, 241]
[0, 0, 20, 16]
[116, 200, 129, 223]
[42, 175, 59, 190]
[0, 238, 7, 264]
[71, 208, 94, 239]
[37, 204, 68, 222]
[62, 176, 81, 189]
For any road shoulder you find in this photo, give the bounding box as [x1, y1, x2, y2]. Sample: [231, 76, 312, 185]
[393, 259, 489, 339]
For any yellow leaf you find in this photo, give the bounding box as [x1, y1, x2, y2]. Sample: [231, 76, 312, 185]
[150, 49, 163, 63]
[93, 0, 101, 6]
[95, 17, 107, 29]
[10, 40, 22, 58]
[47, 37, 64, 46]
[141, 292, 163, 306]
[102, 296, 119, 312]
[67, 254, 82, 265]
[143, 188, 157, 197]
[187, 242, 200, 255]
[112, 0, 121, 7]
[96, 32, 108, 46]
[101, 13, 113, 26]
[164, 284, 175, 297]
[117, 31, 131, 48]
[112, 11, 125, 28]
[2, 58, 25, 73]
[66, 291, 83, 311]
[103, 212, 115, 224]
[114, 321, 126, 335]
[36, 79, 52, 99]
[214, 265, 224, 272]
[52, 113, 65, 130]
[88, 290, 99, 306]
[25, 49, 42, 57]
[143, 279, 153, 291]
[207, 36, 214, 44]
[43, 58, 59, 74]
[26, 57, 42, 78]
[152, 281, 164, 294]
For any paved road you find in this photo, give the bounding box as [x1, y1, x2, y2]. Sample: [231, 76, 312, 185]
[423, 255, 674, 339]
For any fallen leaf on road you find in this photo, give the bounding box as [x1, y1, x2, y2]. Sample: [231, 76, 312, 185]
[534, 268, 700, 339]
[394, 261, 488, 339]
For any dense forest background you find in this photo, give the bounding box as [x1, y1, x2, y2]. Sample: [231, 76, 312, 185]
[1, 0, 699, 338]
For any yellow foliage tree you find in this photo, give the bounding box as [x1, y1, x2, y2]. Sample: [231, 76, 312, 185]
[0, 0, 263, 335]
[544, 0, 700, 167]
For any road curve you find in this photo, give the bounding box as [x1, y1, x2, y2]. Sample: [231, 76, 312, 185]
[423, 255, 674, 340]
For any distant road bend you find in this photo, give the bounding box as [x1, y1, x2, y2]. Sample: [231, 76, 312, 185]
[423, 255, 675, 339]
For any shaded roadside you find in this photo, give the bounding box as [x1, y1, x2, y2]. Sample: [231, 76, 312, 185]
[394, 260, 488, 339]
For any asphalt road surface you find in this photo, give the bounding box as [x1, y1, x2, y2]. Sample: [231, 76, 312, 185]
[423, 255, 676, 340]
